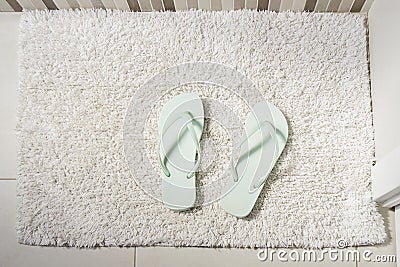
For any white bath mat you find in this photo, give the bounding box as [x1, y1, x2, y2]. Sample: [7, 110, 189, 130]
[17, 9, 386, 248]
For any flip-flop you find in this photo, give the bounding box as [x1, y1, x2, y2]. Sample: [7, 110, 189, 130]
[220, 101, 288, 218]
[158, 93, 204, 211]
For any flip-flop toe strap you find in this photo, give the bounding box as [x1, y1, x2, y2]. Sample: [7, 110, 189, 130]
[230, 121, 278, 191]
[158, 111, 201, 179]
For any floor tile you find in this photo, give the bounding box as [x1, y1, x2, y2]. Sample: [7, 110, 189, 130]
[136, 247, 356, 267]
[369, 0, 400, 160]
[357, 208, 397, 267]
[0, 13, 19, 179]
[0, 180, 135, 267]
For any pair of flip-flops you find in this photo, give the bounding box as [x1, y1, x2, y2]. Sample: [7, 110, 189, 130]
[157, 93, 288, 218]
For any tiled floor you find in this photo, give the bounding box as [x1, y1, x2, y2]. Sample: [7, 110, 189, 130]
[0, 12, 397, 267]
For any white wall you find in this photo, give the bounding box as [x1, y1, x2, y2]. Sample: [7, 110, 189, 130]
[369, 0, 400, 160]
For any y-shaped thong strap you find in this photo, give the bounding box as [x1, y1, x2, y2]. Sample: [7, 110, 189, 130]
[158, 111, 201, 179]
[230, 120, 279, 192]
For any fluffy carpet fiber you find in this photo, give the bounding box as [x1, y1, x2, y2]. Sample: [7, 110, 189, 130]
[17, 9, 386, 248]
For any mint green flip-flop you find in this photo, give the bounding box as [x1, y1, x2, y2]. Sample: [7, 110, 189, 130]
[220, 101, 288, 218]
[158, 93, 204, 211]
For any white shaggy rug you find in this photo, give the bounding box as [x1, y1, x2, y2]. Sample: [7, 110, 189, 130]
[17, 9, 386, 248]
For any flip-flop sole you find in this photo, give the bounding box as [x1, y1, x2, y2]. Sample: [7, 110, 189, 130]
[220, 101, 288, 218]
[158, 93, 204, 211]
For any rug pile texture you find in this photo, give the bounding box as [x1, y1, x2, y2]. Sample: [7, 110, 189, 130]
[17, 9, 386, 248]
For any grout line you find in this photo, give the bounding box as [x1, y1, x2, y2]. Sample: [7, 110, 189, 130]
[133, 247, 137, 267]
[355, 247, 359, 267]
